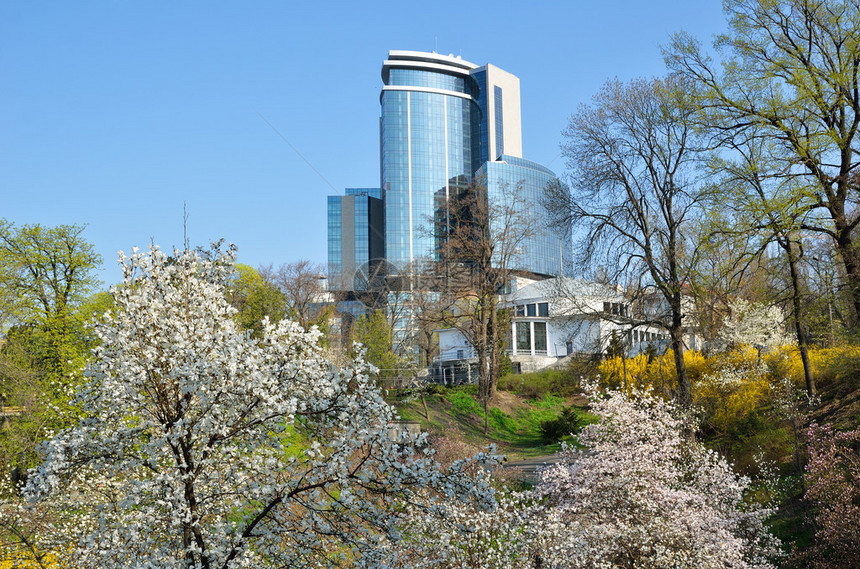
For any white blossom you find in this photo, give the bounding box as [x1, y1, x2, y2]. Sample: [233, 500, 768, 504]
[717, 298, 793, 352]
[392, 387, 782, 568]
[533, 388, 782, 568]
[20, 243, 497, 569]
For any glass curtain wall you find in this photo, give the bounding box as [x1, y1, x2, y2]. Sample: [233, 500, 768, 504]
[381, 67, 482, 274]
[478, 156, 573, 277]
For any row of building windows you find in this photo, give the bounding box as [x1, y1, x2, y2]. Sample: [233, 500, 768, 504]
[494, 86, 504, 159]
[632, 329, 666, 344]
[603, 302, 628, 317]
[514, 302, 549, 317]
[387, 68, 477, 97]
[514, 321, 548, 355]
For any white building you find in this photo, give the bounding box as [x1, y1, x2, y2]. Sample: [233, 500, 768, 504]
[434, 277, 675, 381]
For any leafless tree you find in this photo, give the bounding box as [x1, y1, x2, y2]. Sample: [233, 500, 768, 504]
[259, 260, 327, 330]
[547, 76, 708, 409]
[434, 178, 538, 431]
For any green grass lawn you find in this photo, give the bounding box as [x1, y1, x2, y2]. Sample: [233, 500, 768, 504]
[391, 385, 596, 460]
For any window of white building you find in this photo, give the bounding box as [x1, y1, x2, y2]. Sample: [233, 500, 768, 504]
[513, 321, 548, 356]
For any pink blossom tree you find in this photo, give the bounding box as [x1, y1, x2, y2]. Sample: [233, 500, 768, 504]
[796, 423, 860, 568]
[534, 387, 782, 568]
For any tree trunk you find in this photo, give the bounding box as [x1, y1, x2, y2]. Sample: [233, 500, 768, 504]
[670, 327, 691, 410]
[487, 301, 499, 401]
[835, 221, 860, 328]
[786, 241, 815, 396]
[667, 287, 691, 410]
[477, 296, 492, 435]
[621, 349, 628, 392]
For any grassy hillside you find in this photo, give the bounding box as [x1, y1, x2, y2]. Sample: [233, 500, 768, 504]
[390, 383, 595, 460]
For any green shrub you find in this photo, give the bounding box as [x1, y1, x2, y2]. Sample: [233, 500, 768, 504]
[445, 389, 482, 415]
[488, 407, 518, 434]
[539, 405, 584, 443]
[498, 368, 581, 399]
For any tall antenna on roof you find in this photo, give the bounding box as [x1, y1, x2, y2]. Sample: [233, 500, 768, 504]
[435, 36, 438, 53]
[183, 202, 189, 250]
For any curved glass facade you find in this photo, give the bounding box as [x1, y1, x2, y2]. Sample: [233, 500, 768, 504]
[374, 51, 571, 280]
[387, 69, 478, 97]
[381, 60, 482, 271]
[479, 156, 573, 277]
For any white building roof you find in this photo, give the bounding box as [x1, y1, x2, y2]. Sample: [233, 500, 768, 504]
[505, 277, 623, 304]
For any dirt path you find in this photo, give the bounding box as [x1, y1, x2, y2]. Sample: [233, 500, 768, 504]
[502, 455, 563, 483]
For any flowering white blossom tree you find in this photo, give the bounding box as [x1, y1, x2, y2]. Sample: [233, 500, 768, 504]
[718, 298, 792, 352]
[389, 492, 525, 568]
[20, 244, 497, 568]
[533, 388, 782, 569]
[392, 387, 783, 569]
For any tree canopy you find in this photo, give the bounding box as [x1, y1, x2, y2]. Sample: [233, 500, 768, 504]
[21, 243, 496, 568]
[668, 0, 860, 325]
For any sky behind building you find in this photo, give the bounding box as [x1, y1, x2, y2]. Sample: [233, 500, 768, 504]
[1, 1, 728, 286]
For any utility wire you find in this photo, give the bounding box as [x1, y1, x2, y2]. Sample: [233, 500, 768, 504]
[256, 111, 338, 192]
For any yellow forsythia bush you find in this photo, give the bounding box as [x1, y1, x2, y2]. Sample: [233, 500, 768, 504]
[0, 548, 65, 569]
[696, 347, 774, 433]
[777, 345, 860, 389]
[599, 343, 860, 436]
[599, 350, 709, 398]
[702, 376, 772, 433]
[601, 347, 776, 434]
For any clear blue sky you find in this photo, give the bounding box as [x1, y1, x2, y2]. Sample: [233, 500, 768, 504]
[1, 1, 728, 287]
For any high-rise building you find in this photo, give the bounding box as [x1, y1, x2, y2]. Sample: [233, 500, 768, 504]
[327, 188, 384, 292]
[328, 50, 570, 292]
[380, 50, 569, 278]
[380, 51, 483, 272]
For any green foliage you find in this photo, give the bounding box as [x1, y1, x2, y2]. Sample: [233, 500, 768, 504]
[445, 389, 483, 415]
[0, 221, 104, 471]
[498, 368, 581, 400]
[0, 219, 101, 326]
[351, 310, 409, 380]
[539, 405, 584, 444]
[429, 386, 595, 453]
[605, 332, 625, 358]
[487, 407, 518, 433]
[497, 347, 513, 378]
[306, 304, 335, 347]
[227, 264, 286, 337]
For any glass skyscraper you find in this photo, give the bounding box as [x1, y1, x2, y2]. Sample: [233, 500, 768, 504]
[381, 51, 483, 272]
[379, 50, 566, 278]
[327, 188, 383, 291]
[327, 51, 570, 293]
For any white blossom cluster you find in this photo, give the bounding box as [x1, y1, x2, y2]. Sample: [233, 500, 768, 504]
[702, 359, 769, 390]
[393, 491, 543, 568]
[21, 244, 498, 569]
[532, 388, 782, 568]
[717, 298, 793, 352]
